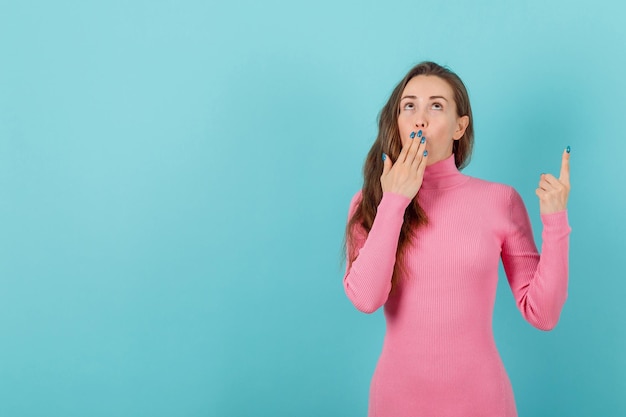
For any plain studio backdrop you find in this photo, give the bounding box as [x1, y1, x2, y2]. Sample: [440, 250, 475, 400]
[1, 0, 624, 416]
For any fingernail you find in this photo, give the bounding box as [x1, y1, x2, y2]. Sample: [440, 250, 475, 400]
[566, 145, 571, 153]
[420, 136, 426, 144]
[423, 150, 428, 157]
[382, 153, 387, 161]
[410, 131, 416, 139]
[417, 130, 423, 137]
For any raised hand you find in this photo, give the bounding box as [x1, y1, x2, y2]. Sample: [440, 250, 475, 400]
[536, 147, 571, 214]
[380, 131, 428, 200]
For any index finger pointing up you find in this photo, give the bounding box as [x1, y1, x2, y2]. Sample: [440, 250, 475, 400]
[559, 146, 571, 185]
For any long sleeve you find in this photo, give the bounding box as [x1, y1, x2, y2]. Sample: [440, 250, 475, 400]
[501, 187, 571, 331]
[343, 191, 411, 313]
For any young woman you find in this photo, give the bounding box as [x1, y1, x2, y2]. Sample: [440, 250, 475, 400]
[343, 61, 571, 416]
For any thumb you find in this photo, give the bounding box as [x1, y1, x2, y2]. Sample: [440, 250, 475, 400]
[382, 153, 392, 176]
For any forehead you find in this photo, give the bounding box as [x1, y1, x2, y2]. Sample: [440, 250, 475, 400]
[401, 75, 454, 98]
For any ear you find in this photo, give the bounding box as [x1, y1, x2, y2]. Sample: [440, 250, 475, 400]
[452, 115, 470, 140]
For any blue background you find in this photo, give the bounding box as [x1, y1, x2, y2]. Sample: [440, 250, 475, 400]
[1, 1, 624, 416]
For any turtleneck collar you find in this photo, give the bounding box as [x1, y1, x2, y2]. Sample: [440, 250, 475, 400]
[420, 154, 469, 190]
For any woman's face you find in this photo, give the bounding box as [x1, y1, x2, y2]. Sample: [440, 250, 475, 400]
[397, 75, 469, 165]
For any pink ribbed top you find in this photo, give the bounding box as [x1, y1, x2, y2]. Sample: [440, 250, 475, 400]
[344, 154, 571, 417]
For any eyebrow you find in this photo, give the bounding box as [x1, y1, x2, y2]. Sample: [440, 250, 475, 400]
[400, 95, 449, 101]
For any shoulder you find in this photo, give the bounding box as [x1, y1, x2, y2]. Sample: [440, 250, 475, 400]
[462, 176, 530, 217]
[465, 176, 518, 200]
[349, 189, 363, 206]
[347, 189, 363, 219]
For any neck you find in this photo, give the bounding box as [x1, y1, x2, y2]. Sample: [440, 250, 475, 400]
[420, 154, 468, 190]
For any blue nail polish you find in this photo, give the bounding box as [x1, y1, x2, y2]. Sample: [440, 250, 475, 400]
[410, 131, 416, 139]
[420, 136, 426, 144]
[382, 153, 386, 161]
[566, 145, 571, 153]
[423, 150, 428, 157]
[417, 130, 423, 137]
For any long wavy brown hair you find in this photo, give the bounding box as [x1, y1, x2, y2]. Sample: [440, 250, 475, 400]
[345, 61, 475, 291]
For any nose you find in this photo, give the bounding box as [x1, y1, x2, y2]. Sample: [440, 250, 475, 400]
[414, 109, 427, 128]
